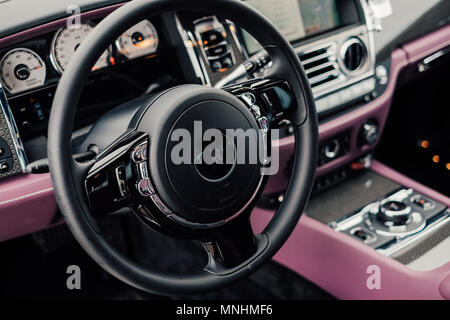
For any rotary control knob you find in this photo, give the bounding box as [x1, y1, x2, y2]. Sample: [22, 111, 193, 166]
[377, 200, 412, 226]
[0, 161, 9, 173]
[358, 121, 378, 146]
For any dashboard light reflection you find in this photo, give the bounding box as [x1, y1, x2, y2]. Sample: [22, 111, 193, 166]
[419, 140, 430, 149]
[432, 155, 440, 163]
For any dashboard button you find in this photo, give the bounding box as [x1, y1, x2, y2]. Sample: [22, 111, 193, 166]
[211, 60, 222, 71]
[221, 56, 233, 68]
[358, 121, 379, 146]
[138, 161, 149, 179]
[114, 165, 128, 197]
[206, 45, 227, 57]
[410, 195, 435, 211]
[0, 161, 9, 173]
[201, 30, 224, 46]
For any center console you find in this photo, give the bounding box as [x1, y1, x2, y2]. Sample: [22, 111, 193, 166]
[330, 187, 449, 262]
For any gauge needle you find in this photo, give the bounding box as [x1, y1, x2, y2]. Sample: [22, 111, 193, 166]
[29, 66, 41, 70]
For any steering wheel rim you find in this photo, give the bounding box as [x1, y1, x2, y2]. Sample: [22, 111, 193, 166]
[48, 0, 318, 295]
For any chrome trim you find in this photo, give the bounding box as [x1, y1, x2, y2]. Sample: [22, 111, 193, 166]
[339, 37, 369, 75]
[315, 77, 376, 114]
[193, 16, 236, 72]
[0, 48, 47, 95]
[114, 19, 159, 60]
[0, 83, 27, 172]
[293, 24, 375, 100]
[332, 187, 449, 259]
[324, 139, 340, 159]
[225, 20, 249, 60]
[174, 14, 210, 85]
[366, 211, 426, 238]
[418, 47, 450, 72]
[378, 211, 450, 257]
[361, 0, 383, 33]
[423, 47, 450, 65]
[50, 22, 112, 74]
[360, 0, 377, 68]
[379, 199, 412, 218]
[0, 187, 54, 206]
[306, 61, 339, 75]
[49, 27, 65, 74]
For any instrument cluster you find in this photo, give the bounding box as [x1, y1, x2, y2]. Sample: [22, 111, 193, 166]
[0, 19, 160, 95]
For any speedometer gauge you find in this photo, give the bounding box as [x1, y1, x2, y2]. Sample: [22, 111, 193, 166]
[115, 20, 159, 60]
[0, 48, 46, 94]
[50, 23, 110, 73]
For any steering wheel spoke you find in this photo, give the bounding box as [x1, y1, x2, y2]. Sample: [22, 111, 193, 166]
[201, 210, 262, 273]
[84, 131, 149, 217]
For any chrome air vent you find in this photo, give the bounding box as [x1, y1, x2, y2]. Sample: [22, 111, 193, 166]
[341, 38, 367, 73]
[293, 25, 375, 110]
[298, 42, 340, 88]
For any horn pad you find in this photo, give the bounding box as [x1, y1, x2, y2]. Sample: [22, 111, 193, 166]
[137, 85, 264, 225]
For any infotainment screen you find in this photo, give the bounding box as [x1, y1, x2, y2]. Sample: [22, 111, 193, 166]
[242, 0, 344, 54]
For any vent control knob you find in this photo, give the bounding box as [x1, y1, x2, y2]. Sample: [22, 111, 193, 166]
[358, 122, 378, 146]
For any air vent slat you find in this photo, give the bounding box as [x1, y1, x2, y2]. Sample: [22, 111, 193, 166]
[308, 70, 340, 86]
[300, 51, 333, 65]
[305, 61, 338, 75]
[298, 42, 339, 89]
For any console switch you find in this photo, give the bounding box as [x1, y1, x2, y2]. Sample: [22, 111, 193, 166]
[115, 165, 128, 198]
[410, 195, 434, 211]
[0, 161, 9, 173]
[351, 228, 376, 243]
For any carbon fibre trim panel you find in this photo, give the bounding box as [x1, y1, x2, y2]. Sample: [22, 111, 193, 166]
[0, 83, 26, 178]
[305, 171, 400, 224]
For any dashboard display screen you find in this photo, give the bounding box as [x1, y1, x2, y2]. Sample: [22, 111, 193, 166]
[242, 0, 342, 54]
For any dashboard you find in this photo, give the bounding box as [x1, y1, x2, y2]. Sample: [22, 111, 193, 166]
[0, 11, 185, 144]
[0, 19, 159, 95]
[0, 0, 380, 181]
[0, 0, 446, 182]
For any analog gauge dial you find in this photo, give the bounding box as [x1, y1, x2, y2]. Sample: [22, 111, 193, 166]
[0, 48, 46, 94]
[50, 23, 110, 73]
[116, 20, 159, 60]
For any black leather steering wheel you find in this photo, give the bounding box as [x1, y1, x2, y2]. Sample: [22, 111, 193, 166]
[48, 0, 318, 295]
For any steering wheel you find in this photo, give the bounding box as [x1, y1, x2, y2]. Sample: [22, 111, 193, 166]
[48, 0, 318, 295]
